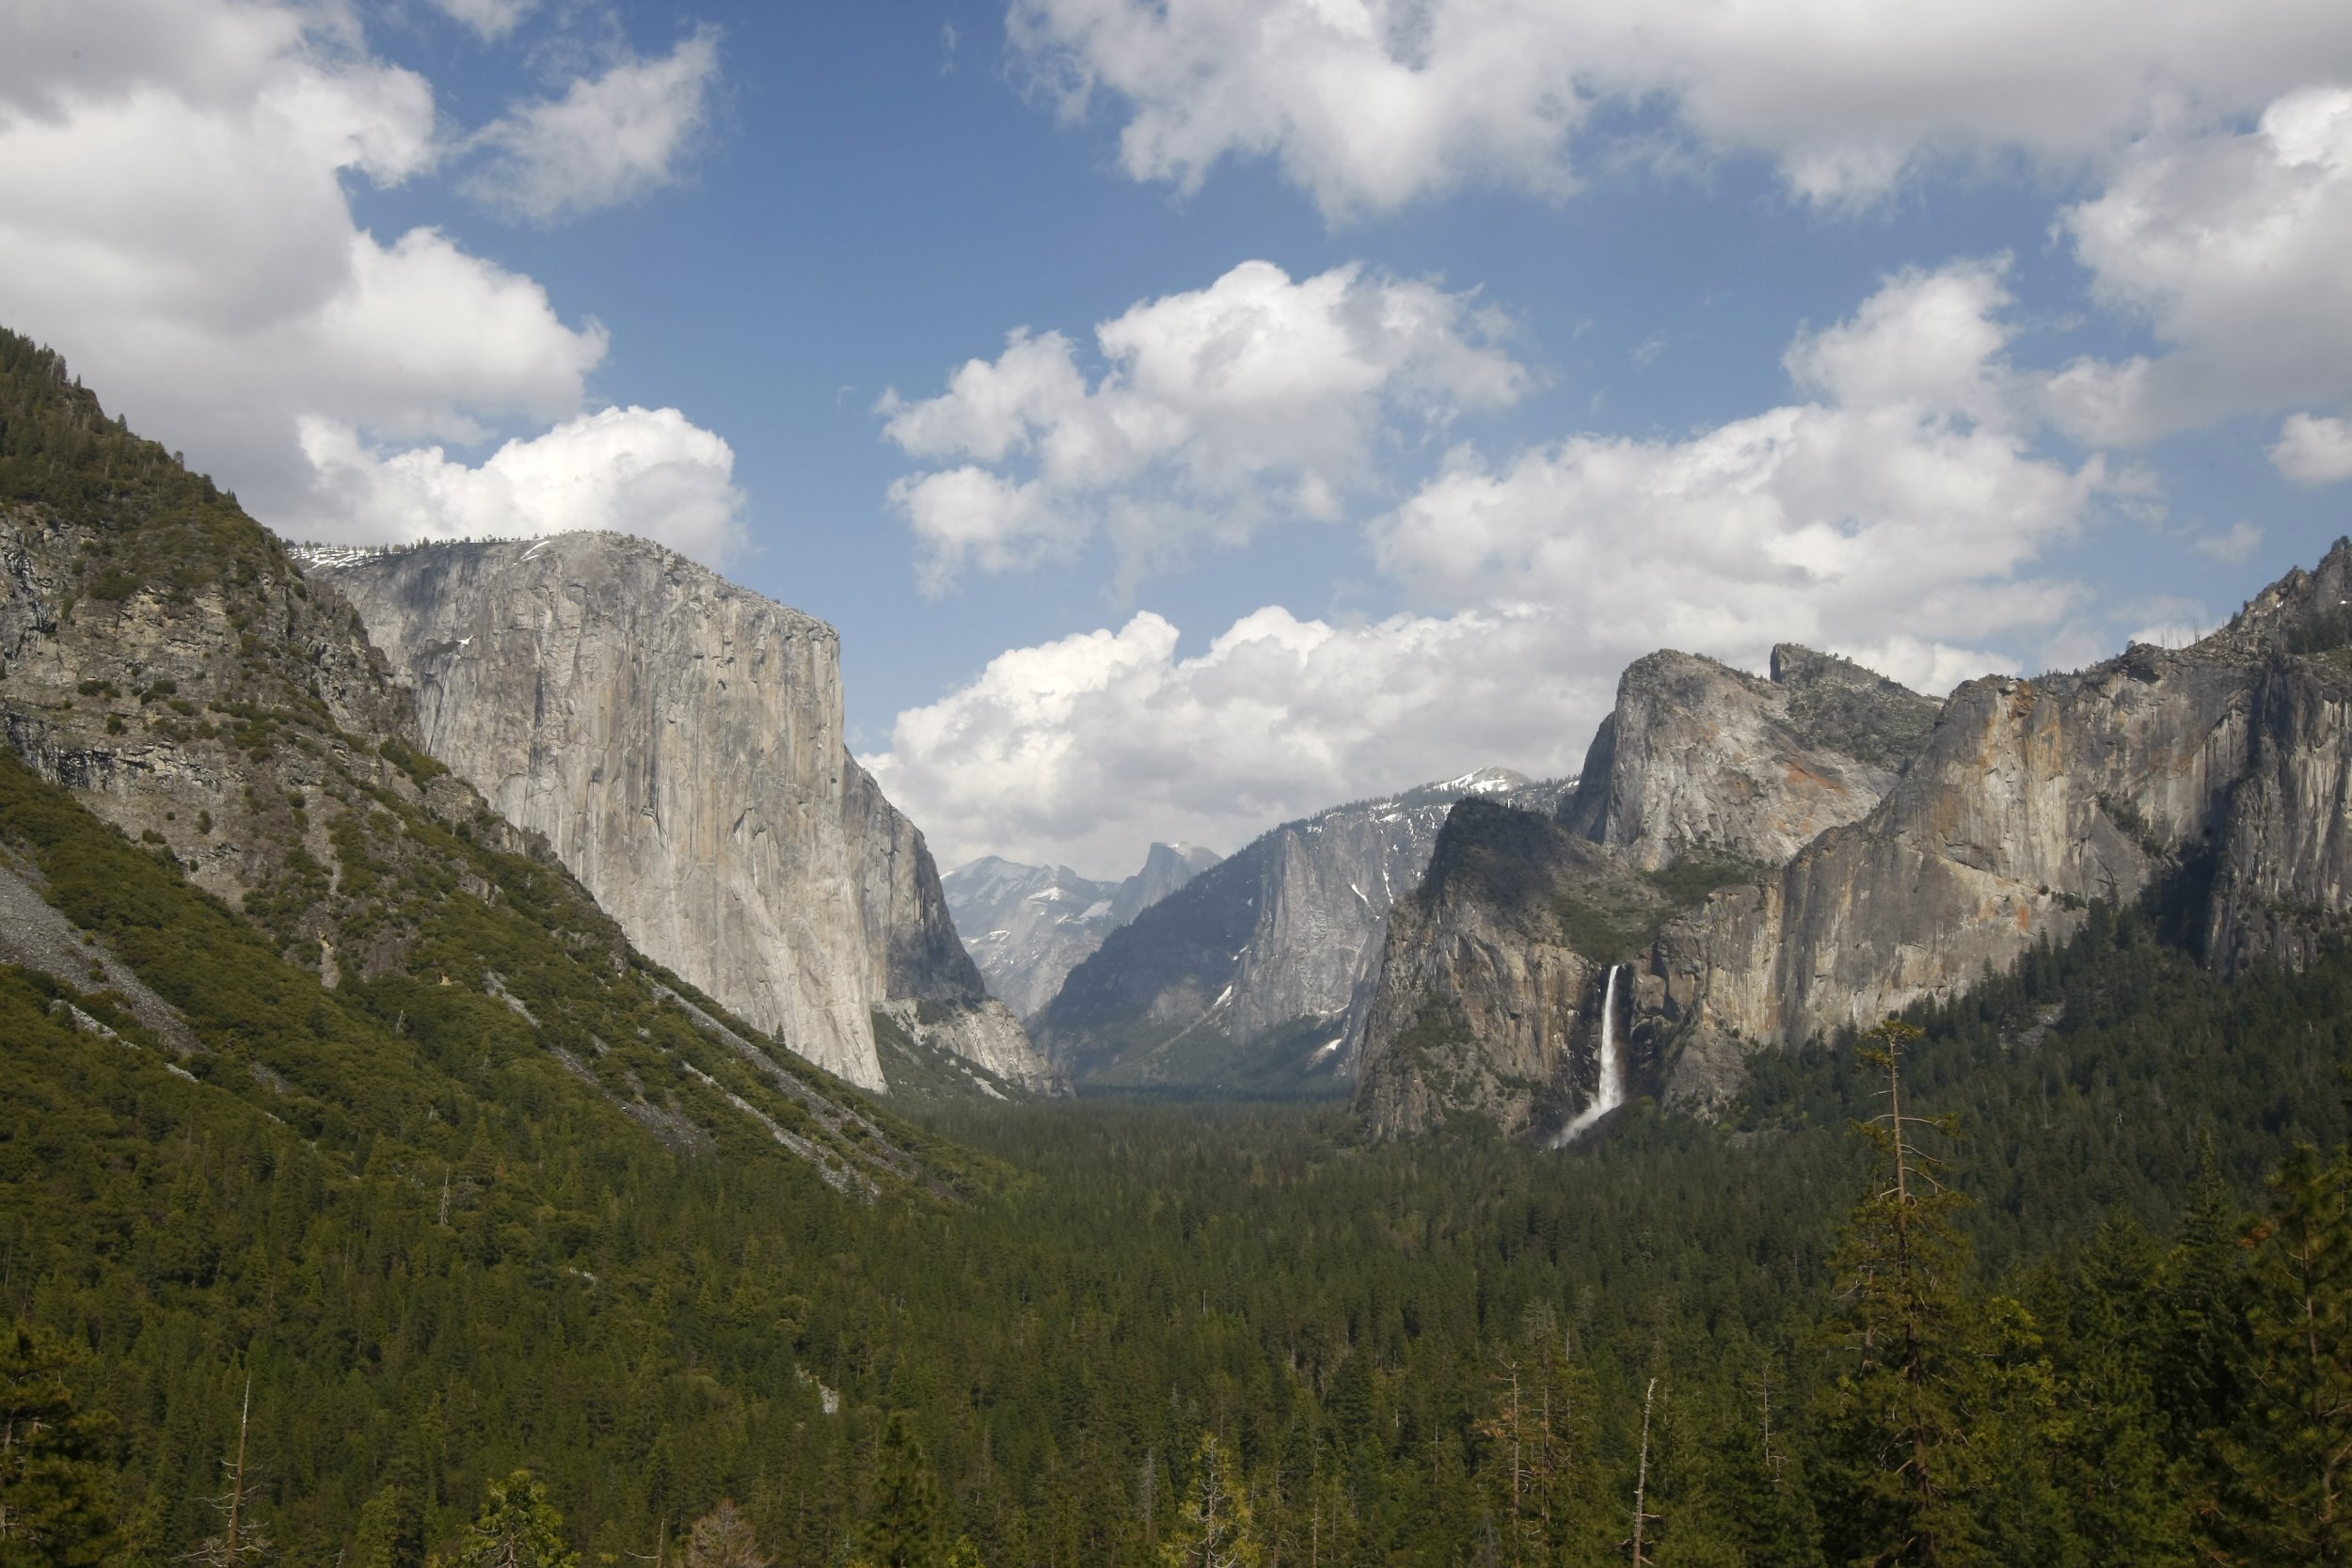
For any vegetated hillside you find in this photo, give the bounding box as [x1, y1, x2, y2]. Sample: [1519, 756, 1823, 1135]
[1033, 768, 1561, 1097]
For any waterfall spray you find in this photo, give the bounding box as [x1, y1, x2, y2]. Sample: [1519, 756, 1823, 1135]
[1554, 963, 1624, 1147]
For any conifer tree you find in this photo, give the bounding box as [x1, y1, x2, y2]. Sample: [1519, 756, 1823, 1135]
[447, 1471, 579, 1568]
[0, 1323, 119, 1568]
[1817, 1020, 1982, 1568]
[350, 1482, 424, 1568]
[2210, 1143, 2352, 1566]
[860, 1412, 945, 1568]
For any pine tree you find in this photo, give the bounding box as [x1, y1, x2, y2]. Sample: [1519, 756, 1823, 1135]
[860, 1413, 944, 1568]
[446, 1471, 580, 1568]
[2209, 1143, 2352, 1566]
[1816, 1020, 1983, 1568]
[0, 1323, 119, 1568]
[350, 1482, 424, 1568]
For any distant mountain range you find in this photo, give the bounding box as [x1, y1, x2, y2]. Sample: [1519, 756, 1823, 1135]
[944, 842, 1221, 1018]
[1026, 768, 1565, 1096]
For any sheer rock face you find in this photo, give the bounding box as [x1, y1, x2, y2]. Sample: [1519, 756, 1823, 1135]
[305, 534, 1055, 1095]
[943, 842, 1220, 1020]
[1560, 646, 1939, 870]
[1354, 800, 1662, 1141]
[1033, 768, 1564, 1092]
[1358, 647, 1934, 1138]
[1359, 541, 2352, 1137]
[1656, 542, 2352, 1111]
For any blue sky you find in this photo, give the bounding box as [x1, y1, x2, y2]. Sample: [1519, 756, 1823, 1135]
[6, 1, 2352, 876]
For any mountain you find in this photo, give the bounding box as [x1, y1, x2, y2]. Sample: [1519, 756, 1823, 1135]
[1031, 767, 1563, 1095]
[298, 535, 1060, 1098]
[1560, 644, 1940, 868]
[1356, 561, 2352, 1139]
[943, 841, 1220, 1018]
[0, 327, 975, 1196]
[1356, 644, 1937, 1139]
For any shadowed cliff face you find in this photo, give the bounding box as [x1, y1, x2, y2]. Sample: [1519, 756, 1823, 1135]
[1357, 541, 2352, 1139]
[305, 535, 1057, 1096]
[1353, 800, 1674, 1141]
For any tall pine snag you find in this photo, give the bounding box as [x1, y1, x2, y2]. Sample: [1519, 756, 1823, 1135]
[685, 1498, 770, 1568]
[1161, 1434, 1259, 1568]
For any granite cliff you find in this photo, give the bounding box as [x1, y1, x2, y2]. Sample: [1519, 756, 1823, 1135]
[0, 330, 961, 1193]
[1359, 553, 2352, 1139]
[1357, 646, 1936, 1138]
[1033, 768, 1562, 1094]
[943, 841, 1220, 1019]
[302, 535, 1057, 1097]
[1650, 546, 2352, 1112]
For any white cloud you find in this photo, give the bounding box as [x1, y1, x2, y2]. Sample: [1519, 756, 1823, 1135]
[296, 406, 747, 565]
[864, 604, 1605, 876]
[431, 0, 539, 41]
[878, 259, 1527, 588]
[0, 0, 610, 527]
[877, 261, 2112, 871]
[1375, 262, 2100, 691]
[2048, 88, 2352, 444]
[1009, 0, 2352, 215]
[2270, 413, 2352, 485]
[2195, 521, 2266, 562]
[464, 28, 722, 223]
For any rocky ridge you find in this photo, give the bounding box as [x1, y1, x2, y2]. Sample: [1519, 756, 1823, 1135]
[943, 841, 1220, 1018]
[1358, 558, 2352, 1140]
[1034, 768, 1564, 1094]
[301, 535, 1058, 1097]
[1357, 647, 1938, 1138]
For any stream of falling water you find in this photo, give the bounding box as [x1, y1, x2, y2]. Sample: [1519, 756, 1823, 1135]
[1553, 963, 1624, 1147]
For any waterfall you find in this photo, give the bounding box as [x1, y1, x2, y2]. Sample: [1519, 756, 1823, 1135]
[1554, 963, 1624, 1147]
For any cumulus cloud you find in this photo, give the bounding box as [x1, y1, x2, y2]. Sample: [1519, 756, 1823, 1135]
[0, 0, 612, 531]
[876, 262, 2114, 871]
[465, 28, 722, 222]
[296, 406, 746, 564]
[2047, 88, 2352, 445]
[1375, 262, 2099, 692]
[864, 605, 1605, 876]
[878, 260, 1526, 588]
[1009, 0, 2352, 215]
[2270, 413, 2352, 485]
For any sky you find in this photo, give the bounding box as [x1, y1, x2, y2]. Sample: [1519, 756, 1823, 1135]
[5, 2, 2352, 879]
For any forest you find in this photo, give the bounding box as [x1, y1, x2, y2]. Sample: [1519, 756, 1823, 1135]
[8, 884, 2351, 1566]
